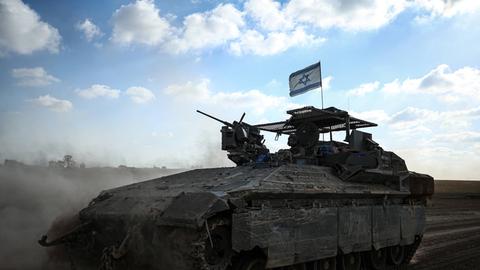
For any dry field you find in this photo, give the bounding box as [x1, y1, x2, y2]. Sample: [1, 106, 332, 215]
[411, 180, 480, 270]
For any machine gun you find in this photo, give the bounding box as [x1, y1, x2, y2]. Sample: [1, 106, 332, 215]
[197, 110, 269, 166]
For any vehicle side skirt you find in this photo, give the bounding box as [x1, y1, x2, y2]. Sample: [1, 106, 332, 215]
[231, 197, 426, 269]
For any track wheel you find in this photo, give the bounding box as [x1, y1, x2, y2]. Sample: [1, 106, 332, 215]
[387, 245, 405, 265]
[317, 257, 336, 270]
[366, 248, 387, 270]
[305, 261, 316, 270]
[338, 253, 361, 270]
[291, 264, 307, 270]
[234, 256, 266, 270]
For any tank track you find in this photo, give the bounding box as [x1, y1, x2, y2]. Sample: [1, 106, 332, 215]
[361, 236, 423, 270]
[381, 235, 422, 270]
[227, 236, 424, 270]
[405, 236, 422, 265]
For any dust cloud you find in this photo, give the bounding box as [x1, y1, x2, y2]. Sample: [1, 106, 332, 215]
[0, 164, 182, 270]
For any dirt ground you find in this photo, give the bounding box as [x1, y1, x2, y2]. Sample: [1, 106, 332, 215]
[411, 191, 480, 270]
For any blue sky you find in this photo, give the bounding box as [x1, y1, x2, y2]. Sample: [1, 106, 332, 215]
[1, 0, 479, 179]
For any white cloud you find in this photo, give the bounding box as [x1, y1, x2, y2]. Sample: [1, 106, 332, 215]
[108, 1, 323, 56]
[245, 0, 415, 32]
[0, 0, 61, 55]
[383, 64, 480, 103]
[250, 0, 480, 33]
[229, 27, 324, 56]
[413, 0, 480, 18]
[431, 131, 480, 144]
[111, 0, 171, 46]
[393, 145, 480, 179]
[244, 0, 293, 31]
[165, 79, 211, 100]
[126, 86, 155, 104]
[211, 90, 288, 114]
[105, 0, 480, 56]
[76, 19, 103, 42]
[11, 67, 60, 87]
[284, 0, 408, 31]
[164, 79, 296, 114]
[322, 76, 333, 90]
[389, 106, 480, 133]
[76, 84, 121, 99]
[351, 109, 390, 124]
[350, 105, 480, 179]
[166, 4, 245, 53]
[349, 104, 480, 179]
[151, 131, 173, 138]
[30, 95, 72, 112]
[346, 81, 380, 96]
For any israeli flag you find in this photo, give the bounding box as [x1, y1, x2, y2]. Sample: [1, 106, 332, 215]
[289, 62, 322, 97]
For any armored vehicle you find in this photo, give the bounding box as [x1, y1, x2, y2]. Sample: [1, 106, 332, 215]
[40, 106, 434, 270]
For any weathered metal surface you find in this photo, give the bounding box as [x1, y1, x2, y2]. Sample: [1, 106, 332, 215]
[400, 205, 418, 246]
[399, 204, 426, 246]
[338, 206, 372, 253]
[408, 172, 435, 196]
[291, 208, 337, 265]
[157, 192, 229, 228]
[372, 205, 401, 249]
[232, 207, 337, 268]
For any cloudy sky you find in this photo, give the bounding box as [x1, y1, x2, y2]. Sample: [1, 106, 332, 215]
[0, 0, 479, 179]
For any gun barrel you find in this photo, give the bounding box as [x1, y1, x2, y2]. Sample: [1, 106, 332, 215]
[196, 110, 233, 127]
[239, 112, 246, 124]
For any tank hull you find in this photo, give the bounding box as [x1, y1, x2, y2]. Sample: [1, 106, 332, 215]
[47, 164, 432, 269]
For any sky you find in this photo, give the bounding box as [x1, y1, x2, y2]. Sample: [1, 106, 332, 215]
[0, 0, 479, 179]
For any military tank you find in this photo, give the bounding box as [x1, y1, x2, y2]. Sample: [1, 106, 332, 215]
[39, 106, 434, 270]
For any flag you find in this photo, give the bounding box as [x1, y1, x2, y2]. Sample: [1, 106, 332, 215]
[289, 61, 322, 97]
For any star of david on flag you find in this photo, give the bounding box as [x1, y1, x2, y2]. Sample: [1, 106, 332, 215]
[289, 62, 322, 97]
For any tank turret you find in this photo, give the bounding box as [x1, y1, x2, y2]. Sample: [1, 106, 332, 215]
[197, 110, 269, 165]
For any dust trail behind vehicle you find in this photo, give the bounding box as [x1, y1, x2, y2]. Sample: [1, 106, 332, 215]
[0, 164, 182, 270]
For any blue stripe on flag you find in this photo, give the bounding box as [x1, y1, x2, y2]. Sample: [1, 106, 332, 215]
[290, 81, 321, 97]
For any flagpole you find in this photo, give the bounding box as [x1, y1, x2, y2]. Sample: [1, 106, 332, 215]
[321, 85, 324, 109]
[320, 61, 324, 141]
[321, 85, 324, 141]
